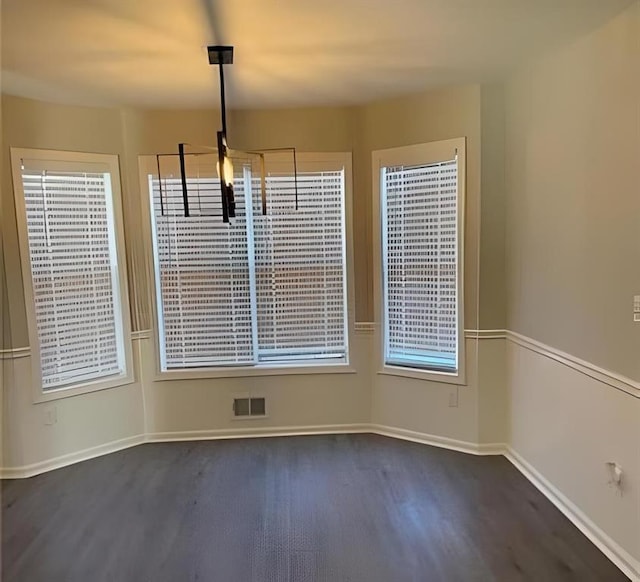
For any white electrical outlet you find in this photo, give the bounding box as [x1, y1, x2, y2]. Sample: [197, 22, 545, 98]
[634, 295, 640, 322]
[606, 462, 624, 495]
[44, 407, 57, 426]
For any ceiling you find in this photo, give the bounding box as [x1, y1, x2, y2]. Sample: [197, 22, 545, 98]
[1, 0, 634, 109]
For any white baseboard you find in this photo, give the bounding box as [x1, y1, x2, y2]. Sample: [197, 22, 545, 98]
[146, 423, 372, 442]
[370, 424, 506, 456]
[0, 434, 146, 479]
[0, 424, 503, 478]
[505, 447, 640, 582]
[147, 423, 506, 457]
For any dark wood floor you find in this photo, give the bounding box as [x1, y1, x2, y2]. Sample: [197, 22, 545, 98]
[2, 434, 627, 582]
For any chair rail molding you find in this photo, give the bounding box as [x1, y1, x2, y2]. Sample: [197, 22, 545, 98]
[506, 330, 639, 399]
[0, 346, 31, 360]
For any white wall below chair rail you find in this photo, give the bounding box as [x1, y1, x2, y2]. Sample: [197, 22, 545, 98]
[506, 338, 640, 582]
[1, 338, 147, 472]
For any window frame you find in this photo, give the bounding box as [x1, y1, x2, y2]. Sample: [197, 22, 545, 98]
[139, 151, 356, 380]
[11, 148, 134, 403]
[372, 138, 466, 385]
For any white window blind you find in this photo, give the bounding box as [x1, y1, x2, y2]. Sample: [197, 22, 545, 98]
[20, 166, 127, 390]
[148, 158, 348, 371]
[150, 174, 255, 369]
[382, 159, 459, 372]
[253, 171, 347, 362]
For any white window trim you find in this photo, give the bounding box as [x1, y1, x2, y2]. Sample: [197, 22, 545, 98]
[139, 151, 356, 380]
[372, 138, 467, 386]
[151, 363, 357, 382]
[11, 148, 134, 403]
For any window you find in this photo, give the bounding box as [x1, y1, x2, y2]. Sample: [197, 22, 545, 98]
[374, 139, 465, 380]
[11, 149, 133, 400]
[145, 153, 350, 372]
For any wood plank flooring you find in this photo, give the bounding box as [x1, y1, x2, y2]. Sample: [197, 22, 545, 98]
[2, 434, 628, 581]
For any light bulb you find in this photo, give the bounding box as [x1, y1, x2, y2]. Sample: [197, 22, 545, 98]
[217, 155, 234, 187]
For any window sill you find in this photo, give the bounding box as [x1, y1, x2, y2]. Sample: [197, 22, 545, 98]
[154, 363, 357, 382]
[378, 365, 466, 386]
[33, 373, 135, 404]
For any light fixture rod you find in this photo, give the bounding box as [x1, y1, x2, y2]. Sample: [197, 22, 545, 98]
[218, 61, 227, 136]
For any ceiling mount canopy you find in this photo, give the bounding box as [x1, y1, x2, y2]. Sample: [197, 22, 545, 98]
[207, 45, 234, 66]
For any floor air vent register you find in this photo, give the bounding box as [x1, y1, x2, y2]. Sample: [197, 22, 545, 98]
[233, 397, 266, 418]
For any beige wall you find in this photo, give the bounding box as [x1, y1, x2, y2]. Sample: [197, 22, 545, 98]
[504, 2, 640, 572]
[1, 181, 8, 350]
[1, 95, 130, 346]
[355, 85, 483, 325]
[505, 2, 640, 381]
[1, 6, 637, 573]
[479, 84, 506, 330]
[2, 84, 489, 343]
[119, 94, 482, 327]
[0, 83, 503, 468]
[118, 105, 357, 330]
[0, 96, 146, 468]
[359, 86, 506, 446]
[476, 84, 508, 445]
[118, 87, 493, 450]
[0, 100, 361, 338]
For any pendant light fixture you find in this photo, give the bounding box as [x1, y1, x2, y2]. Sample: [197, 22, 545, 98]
[209, 45, 235, 222]
[172, 45, 298, 223]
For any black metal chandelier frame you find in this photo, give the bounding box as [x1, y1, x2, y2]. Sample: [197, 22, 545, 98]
[171, 45, 298, 223]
